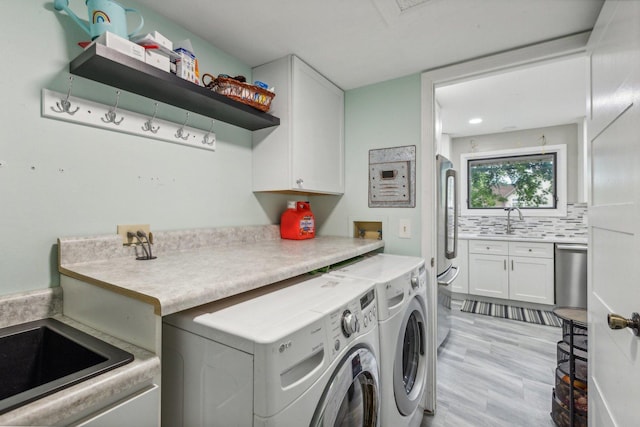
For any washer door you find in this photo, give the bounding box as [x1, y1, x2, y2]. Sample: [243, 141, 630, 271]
[310, 346, 380, 427]
[393, 296, 427, 416]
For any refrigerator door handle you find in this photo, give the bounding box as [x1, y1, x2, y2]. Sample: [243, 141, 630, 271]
[444, 168, 458, 260]
[437, 266, 459, 286]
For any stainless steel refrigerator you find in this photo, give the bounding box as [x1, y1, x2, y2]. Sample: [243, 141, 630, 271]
[436, 155, 459, 348]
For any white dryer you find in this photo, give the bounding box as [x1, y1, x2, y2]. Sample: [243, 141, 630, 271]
[161, 274, 381, 427]
[327, 254, 429, 427]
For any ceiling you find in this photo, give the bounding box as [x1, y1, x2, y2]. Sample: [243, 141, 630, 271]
[436, 55, 589, 137]
[134, 0, 602, 137]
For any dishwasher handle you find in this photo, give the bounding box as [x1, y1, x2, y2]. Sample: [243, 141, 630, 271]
[556, 244, 588, 251]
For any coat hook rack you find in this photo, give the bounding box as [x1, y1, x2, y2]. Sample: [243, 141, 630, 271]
[175, 112, 191, 140]
[202, 119, 216, 147]
[42, 89, 216, 152]
[102, 90, 124, 125]
[50, 76, 80, 115]
[142, 102, 160, 133]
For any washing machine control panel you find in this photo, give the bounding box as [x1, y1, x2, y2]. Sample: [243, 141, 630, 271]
[330, 289, 376, 357]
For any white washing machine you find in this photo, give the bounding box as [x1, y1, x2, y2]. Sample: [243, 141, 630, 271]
[161, 274, 381, 427]
[327, 254, 429, 427]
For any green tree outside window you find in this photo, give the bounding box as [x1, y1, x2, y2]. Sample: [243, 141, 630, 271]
[468, 153, 556, 209]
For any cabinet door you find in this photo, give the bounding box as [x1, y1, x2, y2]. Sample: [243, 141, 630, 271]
[468, 254, 509, 298]
[450, 239, 469, 293]
[508, 256, 554, 304]
[291, 57, 344, 194]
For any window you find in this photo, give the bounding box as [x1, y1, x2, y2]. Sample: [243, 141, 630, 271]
[460, 145, 566, 217]
[468, 153, 556, 209]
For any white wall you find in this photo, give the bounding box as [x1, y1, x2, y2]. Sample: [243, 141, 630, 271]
[450, 123, 581, 203]
[0, 1, 291, 295]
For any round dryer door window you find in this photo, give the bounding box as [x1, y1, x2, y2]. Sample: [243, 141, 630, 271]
[394, 297, 426, 415]
[311, 346, 380, 427]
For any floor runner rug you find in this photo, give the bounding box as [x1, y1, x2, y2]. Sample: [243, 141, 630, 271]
[460, 299, 562, 327]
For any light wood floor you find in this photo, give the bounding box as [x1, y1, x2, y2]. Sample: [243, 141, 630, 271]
[420, 301, 559, 427]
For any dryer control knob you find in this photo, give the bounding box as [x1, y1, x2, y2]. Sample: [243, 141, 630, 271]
[341, 310, 358, 337]
[411, 276, 419, 289]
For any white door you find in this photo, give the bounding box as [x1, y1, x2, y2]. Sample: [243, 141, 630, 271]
[587, 1, 640, 426]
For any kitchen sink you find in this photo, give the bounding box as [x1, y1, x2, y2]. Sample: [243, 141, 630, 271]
[0, 318, 133, 414]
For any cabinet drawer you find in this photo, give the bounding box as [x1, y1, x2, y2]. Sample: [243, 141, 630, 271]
[468, 240, 509, 255]
[508, 241, 554, 258]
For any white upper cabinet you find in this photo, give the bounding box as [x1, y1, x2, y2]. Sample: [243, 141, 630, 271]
[252, 55, 345, 195]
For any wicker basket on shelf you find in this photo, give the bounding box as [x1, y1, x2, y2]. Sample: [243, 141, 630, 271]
[202, 73, 275, 112]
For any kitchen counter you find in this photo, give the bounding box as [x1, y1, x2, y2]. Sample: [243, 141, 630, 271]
[459, 232, 587, 245]
[0, 289, 159, 427]
[58, 225, 385, 316]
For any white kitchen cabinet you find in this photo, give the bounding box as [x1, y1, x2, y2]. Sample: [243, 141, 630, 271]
[468, 240, 555, 305]
[469, 252, 510, 298]
[252, 55, 345, 195]
[450, 239, 469, 293]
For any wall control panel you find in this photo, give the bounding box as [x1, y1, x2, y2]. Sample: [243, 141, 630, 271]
[368, 145, 416, 208]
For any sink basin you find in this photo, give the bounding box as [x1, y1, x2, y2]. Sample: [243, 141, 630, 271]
[0, 318, 133, 414]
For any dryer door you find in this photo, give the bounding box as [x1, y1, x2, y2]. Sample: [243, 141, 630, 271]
[394, 296, 427, 415]
[310, 346, 380, 427]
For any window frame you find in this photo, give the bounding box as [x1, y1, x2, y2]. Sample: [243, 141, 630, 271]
[460, 144, 567, 217]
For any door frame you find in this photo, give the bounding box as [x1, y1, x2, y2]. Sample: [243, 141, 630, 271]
[419, 31, 591, 412]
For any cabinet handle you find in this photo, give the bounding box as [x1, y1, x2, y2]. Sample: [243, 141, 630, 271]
[504, 259, 506, 270]
[511, 260, 514, 270]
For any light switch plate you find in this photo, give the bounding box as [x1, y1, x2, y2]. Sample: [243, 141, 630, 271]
[399, 219, 411, 238]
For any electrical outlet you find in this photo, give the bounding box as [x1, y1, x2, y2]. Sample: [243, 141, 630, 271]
[117, 224, 151, 245]
[399, 219, 411, 239]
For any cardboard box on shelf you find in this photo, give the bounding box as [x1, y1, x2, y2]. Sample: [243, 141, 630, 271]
[132, 31, 177, 58]
[145, 49, 170, 72]
[173, 40, 201, 85]
[93, 31, 145, 62]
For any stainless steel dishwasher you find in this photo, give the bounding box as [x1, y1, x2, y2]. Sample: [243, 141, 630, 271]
[555, 243, 588, 308]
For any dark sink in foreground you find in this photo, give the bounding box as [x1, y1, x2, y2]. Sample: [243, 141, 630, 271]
[0, 318, 133, 414]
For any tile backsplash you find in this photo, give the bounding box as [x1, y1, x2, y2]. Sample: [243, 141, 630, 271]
[458, 203, 588, 239]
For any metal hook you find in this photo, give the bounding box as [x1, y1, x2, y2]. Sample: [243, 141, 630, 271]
[51, 76, 80, 115]
[202, 119, 216, 146]
[142, 103, 160, 133]
[175, 112, 191, 140]
[101, 91, 124, 125]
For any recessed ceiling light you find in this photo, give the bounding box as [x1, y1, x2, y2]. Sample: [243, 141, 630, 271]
[469, 118, 483, 124]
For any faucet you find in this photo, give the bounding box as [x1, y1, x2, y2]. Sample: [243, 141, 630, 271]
[505, 207, 523, 234]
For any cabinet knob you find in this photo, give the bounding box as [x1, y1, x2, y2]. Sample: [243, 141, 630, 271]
[608, 312, 640, 336]
[296, 178, 304, 186]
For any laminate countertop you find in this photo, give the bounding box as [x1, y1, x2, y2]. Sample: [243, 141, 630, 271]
[58, 226, 386, 316]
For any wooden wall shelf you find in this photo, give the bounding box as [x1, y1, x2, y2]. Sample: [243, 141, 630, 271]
[69, 44, 280, 131]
